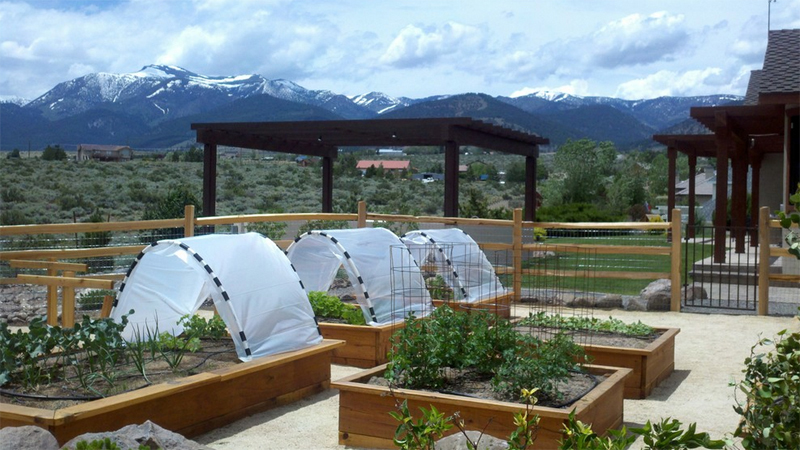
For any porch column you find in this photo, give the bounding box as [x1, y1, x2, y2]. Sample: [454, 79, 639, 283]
[525, 154, 537, 221]
[732, 142, 748, 254]
[202, 143, 217, 218]
[444, 141, 460, 217]
[713, 113, 730, 263]
[667, 147, 677, 213]
[322, 155, 333, 213]
[750, 154, 762, 246]
[688, 154, 697, 239]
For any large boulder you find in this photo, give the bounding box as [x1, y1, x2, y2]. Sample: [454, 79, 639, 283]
[595, 294, 623, 309]
[0, 426, 59, 450]
[436, 431, 508, 449]
[62, 421, 212, 450]
[640, 279, 672, 311]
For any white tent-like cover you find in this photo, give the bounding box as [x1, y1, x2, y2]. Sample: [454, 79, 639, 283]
[401, 228, 506, 303]
[286, 228, 433, 325]
[110, 233, 322, 361]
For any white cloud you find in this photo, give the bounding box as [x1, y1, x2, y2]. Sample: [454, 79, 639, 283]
[379, 22, 488, 68]
[589, 11, 690, 68]
[614, 68, 736, 99]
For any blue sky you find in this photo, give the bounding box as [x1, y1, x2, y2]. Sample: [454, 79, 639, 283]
[1, 0, 799, 101]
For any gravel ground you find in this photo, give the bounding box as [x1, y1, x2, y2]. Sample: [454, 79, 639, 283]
[193, 305, 800, 450]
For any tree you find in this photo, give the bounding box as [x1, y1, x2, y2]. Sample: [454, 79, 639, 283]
[6, 149, 21, 159]
[183, 146, 204, 162]
[549, 139, 617, 205]
[41, 145, 67, 161]
[142, 185, 202, 239]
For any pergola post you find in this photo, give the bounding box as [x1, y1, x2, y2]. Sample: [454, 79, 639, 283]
[202, 143, 217, 218]
[444, 141, 460, 217]
[525, 154, 537, 221]
[667, 147, 677, 214]
[713, 115, 730, 264]
[687, 154, 697, 239]
[322, 155, 334, 213]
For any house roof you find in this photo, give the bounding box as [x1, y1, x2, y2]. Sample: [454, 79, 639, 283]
[759, 28, 800, 102]
[356, 160, 410, 170]
[743, 70, 762, 106]
[78, 144, 131, 151]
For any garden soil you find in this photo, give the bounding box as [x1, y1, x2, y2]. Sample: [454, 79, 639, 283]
[191, 305, 800, 450]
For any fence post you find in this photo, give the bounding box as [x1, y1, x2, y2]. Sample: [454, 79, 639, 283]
[758, 206, 770, 315]
[357, 201, 367, 228]
[62, 270, 75, 327]
[184, 204, 196, 238]
[513, 208, 523, 303]
[46, 261, 58, 327]
[670, 209, 681, 312]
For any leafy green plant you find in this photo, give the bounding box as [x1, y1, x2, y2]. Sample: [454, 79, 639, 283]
[387, 306, 582, 402]
[734, 327, 800, 449]
[77, 289, 116, 311]
[308, 291, 366, 325]
[179, 313, 229, 340]
[777, 185, 800, 258]
[559, 411, 634, 450]
[389, 400, 453, 450]
[520, 312, 655, 337]
[425, 275, 453, 301]
[70, 437, 155, 450]
[631, 418, 726, 449]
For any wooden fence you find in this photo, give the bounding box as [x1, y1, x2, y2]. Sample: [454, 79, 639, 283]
[1, 204, 684, 326]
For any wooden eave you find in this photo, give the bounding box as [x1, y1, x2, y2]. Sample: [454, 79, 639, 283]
[191, 118, 547, 157]
[651, 134, 718, 158]
[690, 104, 785, 137]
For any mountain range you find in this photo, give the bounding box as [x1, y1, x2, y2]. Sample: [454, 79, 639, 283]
[0, 64, 742, 151]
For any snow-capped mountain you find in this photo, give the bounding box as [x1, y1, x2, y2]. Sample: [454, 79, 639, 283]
[1, 64, 743, 151]
[26, 64, 375, 124]
[501, 91, 742, 130]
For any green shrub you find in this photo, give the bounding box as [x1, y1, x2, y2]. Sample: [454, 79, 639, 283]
[734, 327, 800, 449]
[536, 203, 623, 223]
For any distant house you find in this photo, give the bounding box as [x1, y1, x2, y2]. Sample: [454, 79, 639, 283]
[295, 155, 316, 166]
[76, 144, 133, 162]
[356, 160, 411, 174]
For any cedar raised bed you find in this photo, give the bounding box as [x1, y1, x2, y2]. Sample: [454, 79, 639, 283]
[0, 339, 344, 445]
[333, 363, 631, 449]
[432, 292, 513, 319]
[582, 327, 679, 399]
[317, 321, 405, 368]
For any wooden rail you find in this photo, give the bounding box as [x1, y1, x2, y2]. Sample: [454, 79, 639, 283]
[1, 205, 686, 321]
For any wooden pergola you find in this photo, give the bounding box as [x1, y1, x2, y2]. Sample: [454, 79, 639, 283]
[654, 104, 785, 262]
[191, 118, 549, 220]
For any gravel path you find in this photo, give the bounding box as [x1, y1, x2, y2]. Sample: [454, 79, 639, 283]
[193, 305, 800, 450]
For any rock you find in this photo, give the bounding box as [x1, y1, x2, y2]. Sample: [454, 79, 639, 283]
[566, 296, 595, 308]
[624, 296, 648, 311]
[640, 279, 672, 311]
[62, 420, 212, 450]
[436, 431, 508, 450]
[0, 426, 59, 450]
[682, 285, 708, 301]
[595, 294, 623, 309]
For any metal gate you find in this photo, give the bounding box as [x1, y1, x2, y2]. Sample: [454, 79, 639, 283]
[682, 225, 759, 312]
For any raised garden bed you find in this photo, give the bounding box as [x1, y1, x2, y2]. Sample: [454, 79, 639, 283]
[581, 327, 679, 399]
[317, 321, 405, 368]
[333, 362, 631, 449]
[432, 292, 513, 319]
[0, 339, 344, 445]
[514, 315, 679, 399]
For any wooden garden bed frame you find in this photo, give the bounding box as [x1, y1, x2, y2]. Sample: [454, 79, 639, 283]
[0, 339, 344, 445]
[333, 363, 631, 449]
[582, 327, 679, 399]
[432, 292, 514, 319]
[317, 321, 405, 368]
